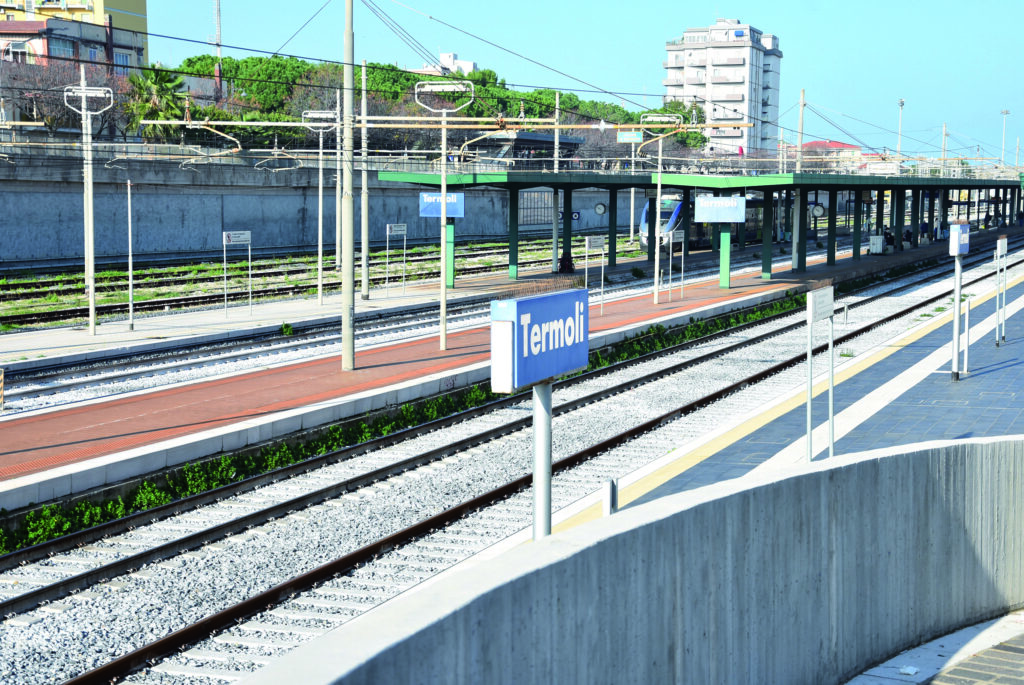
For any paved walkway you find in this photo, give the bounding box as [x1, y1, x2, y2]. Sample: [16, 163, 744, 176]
[607, 255, 1024, 683]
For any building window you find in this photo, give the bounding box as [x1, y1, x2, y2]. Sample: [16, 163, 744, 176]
[50, 37, 74, 59]
[88, 47, 98, 63]
[114, 51, 130, 75]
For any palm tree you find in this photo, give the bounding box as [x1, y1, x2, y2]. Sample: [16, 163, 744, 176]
[125, 65, 186, 138]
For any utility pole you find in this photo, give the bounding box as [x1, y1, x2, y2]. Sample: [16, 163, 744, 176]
[896, 98, 904, 158]
[341, 0, 355, 370]
[941, 122, 947, 176]
[360, 59, 369, 300]
[64, 67, 112, 337]
[1000, 109, 1010, 166]
[213, 0, 222, 100]
[796, 89, 805, 173]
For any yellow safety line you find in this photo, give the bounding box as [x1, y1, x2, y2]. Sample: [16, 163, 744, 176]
[553, 271, 1020, 535]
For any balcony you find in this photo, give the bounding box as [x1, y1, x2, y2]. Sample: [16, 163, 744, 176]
[710, 74, 745, 84]
[685, 76, 706, 86]
[711, 56, 745, 66]
[717, 92, 744, 102]
[687, 58, 707, 67]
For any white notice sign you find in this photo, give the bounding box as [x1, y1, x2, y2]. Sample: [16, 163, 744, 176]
[223, 231, 251, 245]
[997, 235, 1007, 256]
[808, 286, 834, 323]
[387, 223, 407, 236]
[585, 236, 606, 250]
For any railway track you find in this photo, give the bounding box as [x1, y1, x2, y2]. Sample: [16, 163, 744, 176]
[1, 242, 842, 414]
[0, 242, 1017, 684]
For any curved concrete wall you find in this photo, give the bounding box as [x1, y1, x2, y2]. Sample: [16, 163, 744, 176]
[243, 436, 1024, 685]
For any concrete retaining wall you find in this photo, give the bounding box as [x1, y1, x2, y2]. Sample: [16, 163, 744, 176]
[243, 437, 1024, 685]
[0, 157, 632, 268]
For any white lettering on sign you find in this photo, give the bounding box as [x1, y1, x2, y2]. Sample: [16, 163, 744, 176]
[422, 193, 462, 203]
[702, 197, 740, 209]
[518, 301, 585, 359]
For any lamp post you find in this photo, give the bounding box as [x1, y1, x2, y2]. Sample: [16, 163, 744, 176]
[639, 113, 682, 305]
[896, 98, 904, 160]
[1001, 109, 1010, 166]
[414, 80, 474, 351]
[303, 109, 337, 306]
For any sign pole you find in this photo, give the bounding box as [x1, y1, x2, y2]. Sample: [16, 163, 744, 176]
[490, 290, 589, 541]
[223, 239, 228, 318]
[950, 224, 969, 379]
[127, 179, 134, 332]
[807, 286, 834, 461]
[248, 243, 252, 316]
[953, 254, 963, 378]
[533, 381, 552, 540]
[964, 299, 970, 373]
[994, 250, 1000, 347]
[584, 243, 588, 290]
[385, 226, 390, 297]
[403, 232, 407, 294]
[806, 297, 814, 461]
[601, 246, 605, 315]
[667, 229, 673, 302]
[828, 311, 834, 459]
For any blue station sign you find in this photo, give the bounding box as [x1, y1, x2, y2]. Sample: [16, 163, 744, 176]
[490, 289, 589, 394]
[694, 195, 747, 223]
[419, 192, 465, 218]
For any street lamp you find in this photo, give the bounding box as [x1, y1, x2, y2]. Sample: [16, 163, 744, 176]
[896, 98, 904, 160]
[639, 113, 682, 305]
[414, 80, 474, 351]
[1001, 109, 1010, 166]
[303, 109, 337, 306]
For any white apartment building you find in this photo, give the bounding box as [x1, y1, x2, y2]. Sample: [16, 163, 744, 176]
[664, 18, 782, 153]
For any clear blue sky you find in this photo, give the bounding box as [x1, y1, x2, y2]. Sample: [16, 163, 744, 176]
[148, 0, 1024, 164]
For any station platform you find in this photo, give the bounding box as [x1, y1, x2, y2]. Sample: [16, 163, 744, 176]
[547, 254, 1023, 683]
[0, 236, 936, 513]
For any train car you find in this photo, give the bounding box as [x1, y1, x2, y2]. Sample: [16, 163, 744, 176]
[638, 193, 768, 252]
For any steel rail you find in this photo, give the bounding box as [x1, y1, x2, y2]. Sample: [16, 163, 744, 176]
[61, 246, 1020, 685]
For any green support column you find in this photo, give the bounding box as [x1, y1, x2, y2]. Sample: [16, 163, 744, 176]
[607, 189, 617, 268]
[927, 190, 936, 241]
[680, 188, 691, 256]
[719, 225, 732, 288]
[561, 188, 573, 270]
[875, 189, 885, 235]
[827, 188, 837, 266]
[853, 192, 862, 260]
[445, 217, 455, 287]
[793, 188, 807, 272]
[508, 188, 519, 280]
[910, 189, 921, 247]
[739, 191, 748, 251]
[647, 197, 656, 262]
[784, 189, 793, 243]
[894, 189, 906, 251]
[761, 189, 774, 279]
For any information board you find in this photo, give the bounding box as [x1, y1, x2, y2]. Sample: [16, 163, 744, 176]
[616, 130, 643, 144]
[808, 286, 834, 323]
[949, 224, 970, 256]
[387, 223, 407, 236]
[223, 231, 251, 245]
